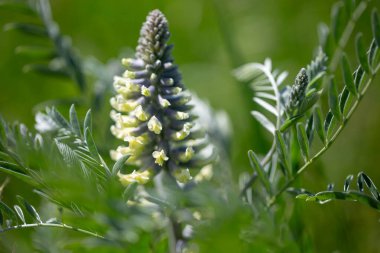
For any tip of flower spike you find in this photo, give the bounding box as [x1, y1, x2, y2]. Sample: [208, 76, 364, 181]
[137, 9, 170, 61]
[295, 68, 308, 88]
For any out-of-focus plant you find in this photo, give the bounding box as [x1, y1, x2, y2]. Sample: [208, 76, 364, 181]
[0, 0, 380, 252]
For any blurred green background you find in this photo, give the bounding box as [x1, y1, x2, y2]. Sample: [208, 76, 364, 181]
[0, 0, 380, 252]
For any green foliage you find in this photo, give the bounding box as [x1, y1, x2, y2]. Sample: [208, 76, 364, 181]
[1, 0, 86, 91]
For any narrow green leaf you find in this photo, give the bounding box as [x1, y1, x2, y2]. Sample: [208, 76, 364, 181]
[344, 174, 354, 192]
[341, 54, 357, 96]
[123, 182, 138, 201]
[0, 201, 17, 221]
[358, 173, 364, 192]
[0, 210, 3, 226]
[15, 45, 55, 59]
[324, 111, 333, 134]
[360, 172, 380, 201]
[14, 205, 25, 224]
[275, 130, 291, 176]
[328, 78, 342, 121]
[339, 87, 350, 114]
[0, 164, 35, 186]
[307, 71, 326, 89]
[313, 106, 326, 144]
[23, 64, 69, 77]
[112, 155, 130, 176]
[299, 90, 322, 114]
[368, 39, 378, 68]
[52, 108, 70, 129]
[248, 150, 271, 193]
[296, 123, 310, 161]
[253, 97, 278, 116]
[354, 66, 364, 89]
[251, 111, 275, 135]
[84, 110, 92, 133]
[318, 23, 333, 58]
[16, 196, 42, 223]
[331, 2, 345, 42]
[4, 22, 47, 36]
[372, 9, 380, 47]
[305, 114, 314, 143]
[280, 114, 303, 132]
[0, 116, 7, 143]
[355, 33, 370, 73]
[84, 127, 100, 162]
[33, 189, 66, 209]
[69, 105, 82, 137]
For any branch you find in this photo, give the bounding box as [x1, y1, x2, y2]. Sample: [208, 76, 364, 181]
[0, 222, 105, 239]
[267, 63, 380, 208]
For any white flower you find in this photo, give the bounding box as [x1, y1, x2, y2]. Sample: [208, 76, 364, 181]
[118, 170, 151, 186]
[147, 116, 163, 134]
[152, 149, 169, 166]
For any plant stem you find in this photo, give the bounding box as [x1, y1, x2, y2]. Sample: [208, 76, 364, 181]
[267, 63, 379, 208]
[0, 222, 105, 239]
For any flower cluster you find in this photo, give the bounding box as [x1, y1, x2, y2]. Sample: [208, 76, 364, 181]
[110, 10, 214, 185]
[286, 68, 309, 116]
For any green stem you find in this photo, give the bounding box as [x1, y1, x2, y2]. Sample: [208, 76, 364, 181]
[0, 222, 105, 239]
[267, 63, 380, 208]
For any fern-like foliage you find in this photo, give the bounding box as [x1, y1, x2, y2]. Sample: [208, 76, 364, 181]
[236, 0, 380, 212]
[293, 172, 380, 211]
[35, 105, 111, 181]
[0, 195, 103, 239]
[0, 105, 110, 213]
[0, 0, 86, 91]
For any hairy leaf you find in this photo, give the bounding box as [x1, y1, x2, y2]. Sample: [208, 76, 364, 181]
[14, 205, 25, 224]
[251, 111, 275, 134]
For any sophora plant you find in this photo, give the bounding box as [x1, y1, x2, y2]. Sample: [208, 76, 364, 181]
[0, 0, 379, 252]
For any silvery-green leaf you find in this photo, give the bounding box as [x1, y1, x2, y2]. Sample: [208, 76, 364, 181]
[251, 111, 275, 135]
[253, 97, 278, 116]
